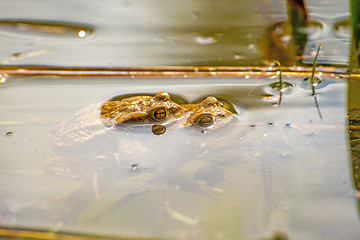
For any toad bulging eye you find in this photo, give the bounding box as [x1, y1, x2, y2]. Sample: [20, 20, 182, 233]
[151, 108, 167, 120]
[196, 114, 214, 128]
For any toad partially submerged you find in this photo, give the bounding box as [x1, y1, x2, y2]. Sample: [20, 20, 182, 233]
[46, 92, 235, 179]
[100, 92, 186, 127]
[182, 96, 234, 130]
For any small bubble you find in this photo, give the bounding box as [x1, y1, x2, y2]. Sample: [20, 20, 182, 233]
[195, 35, 218, 44]
[78, 30, 87, 38]
[234, 53, 245, 60]
[250, 124, 256, 128]
[268, 123, 274, 127]
[285, 123, 292, 127]
[264, 96, 274, 101]
[248, 43, 256, 51]
[0, 73, 8, 83]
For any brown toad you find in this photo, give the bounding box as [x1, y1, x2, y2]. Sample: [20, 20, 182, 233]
[45, 93, 235, 179]
[182, 96, 234, 130]
[46, 92, 186, 178]
[100, 92, 186, 127]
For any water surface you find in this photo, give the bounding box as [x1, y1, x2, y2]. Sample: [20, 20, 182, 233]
[0, 73, 357, 240]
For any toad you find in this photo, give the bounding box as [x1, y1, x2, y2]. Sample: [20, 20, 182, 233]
[46, 92, 235, 179]
[182, 96, 234, 130]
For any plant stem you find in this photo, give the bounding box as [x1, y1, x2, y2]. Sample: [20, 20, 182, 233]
[350, 0, 360, 71]
[310, 43, 322, 96]
[275, 60, 284, 91]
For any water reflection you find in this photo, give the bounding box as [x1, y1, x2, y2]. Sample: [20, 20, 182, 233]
[0, 1, 350, 66]
[151, 124, 167, 135]
[0, 19, 93, 39]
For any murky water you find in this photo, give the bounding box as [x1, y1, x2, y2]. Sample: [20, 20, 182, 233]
[0, 72, 358, 240]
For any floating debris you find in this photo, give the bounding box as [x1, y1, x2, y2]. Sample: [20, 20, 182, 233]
[131, 163, 143, 172]
[6, 131, 13, 136]
[2, 49, 55, 64]
[0, 19, 93, 39]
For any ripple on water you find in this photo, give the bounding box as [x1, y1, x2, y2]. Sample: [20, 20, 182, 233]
[265, 81, 294, 95]
[333, 16, 350, 39]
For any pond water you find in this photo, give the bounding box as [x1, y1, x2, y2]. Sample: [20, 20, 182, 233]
[0, 72, 358, 240]
[0, 0, 350, 66]
[0, 0, 359, 239]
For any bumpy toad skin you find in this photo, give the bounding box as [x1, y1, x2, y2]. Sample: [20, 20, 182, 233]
[182, 96, 234, 130]
[100, 92, 186, 127]
[50, 92, 185, 150]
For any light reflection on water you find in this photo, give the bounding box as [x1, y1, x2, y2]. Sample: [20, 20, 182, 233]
[0, 74, 358, 239]
[0, 0, 350, 67]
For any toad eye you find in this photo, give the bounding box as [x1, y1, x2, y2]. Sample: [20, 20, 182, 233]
[151, 107, 167, 120]
[196, 114, 214, 128]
